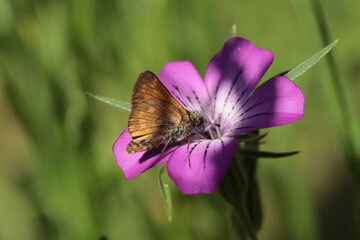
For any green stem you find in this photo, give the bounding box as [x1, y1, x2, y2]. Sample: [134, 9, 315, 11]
[218, 130, 262, 240]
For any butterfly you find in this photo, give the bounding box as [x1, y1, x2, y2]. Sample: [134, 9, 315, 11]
[125, 71, 206, 156]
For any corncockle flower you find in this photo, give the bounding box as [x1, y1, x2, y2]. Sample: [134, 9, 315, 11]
[113, 37, 304, 194]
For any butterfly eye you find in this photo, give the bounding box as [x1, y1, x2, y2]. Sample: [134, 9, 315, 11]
[197, 118, 204, 127]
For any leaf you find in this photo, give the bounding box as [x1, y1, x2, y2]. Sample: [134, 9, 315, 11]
[87, 92, 131, 111]
[158, 166, 172, 222]
[240, 149, 299, 158]
[285, 39, 339, 81]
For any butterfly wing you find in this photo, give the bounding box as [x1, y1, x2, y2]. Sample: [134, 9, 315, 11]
[126, 71, 188, 153]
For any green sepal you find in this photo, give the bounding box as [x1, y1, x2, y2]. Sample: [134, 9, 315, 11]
[158, 166, 172, 222]
[87, 92, 131, 111]
[240, 149, 299, 158]
[234, 132, 268, 142]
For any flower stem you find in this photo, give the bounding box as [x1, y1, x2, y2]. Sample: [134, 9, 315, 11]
[219, 130, 262, 239]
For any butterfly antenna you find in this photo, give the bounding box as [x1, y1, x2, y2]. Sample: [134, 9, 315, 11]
[173, 85, 196, 111]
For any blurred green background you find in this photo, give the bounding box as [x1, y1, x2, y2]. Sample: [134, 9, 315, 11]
[0, 0, 359, 239]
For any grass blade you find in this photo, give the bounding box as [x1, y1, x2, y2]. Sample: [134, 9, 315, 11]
[311, 0, 360, 185]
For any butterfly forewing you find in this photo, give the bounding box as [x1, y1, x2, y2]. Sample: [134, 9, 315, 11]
[126, 71, 188, 153]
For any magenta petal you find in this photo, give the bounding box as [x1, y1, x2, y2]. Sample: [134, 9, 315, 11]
[113, 128, 175, 180]
[158, 61, 210, 112]
[227, 76, 305, 136]
[204, 37, 274, 124]
[167, 138, 238, 194]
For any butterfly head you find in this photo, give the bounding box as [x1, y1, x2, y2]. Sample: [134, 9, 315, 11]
[189, 111, 205, 127]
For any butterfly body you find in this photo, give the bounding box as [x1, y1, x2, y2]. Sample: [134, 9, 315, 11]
[125, 71, 205, 154]
[165, 110, 204, 140]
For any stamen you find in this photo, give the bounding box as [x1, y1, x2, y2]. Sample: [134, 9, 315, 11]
[208, 127, 215, 139]
[215, 121, 222, 138]
[204, 121, 221, 139]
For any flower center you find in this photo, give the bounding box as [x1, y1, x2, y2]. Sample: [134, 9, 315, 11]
[203, 122, 221, 140]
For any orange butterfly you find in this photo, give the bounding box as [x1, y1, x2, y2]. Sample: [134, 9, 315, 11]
[126, 71, 205, 156]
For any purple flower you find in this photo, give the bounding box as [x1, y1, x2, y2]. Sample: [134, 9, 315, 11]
[113, 37, 304, 194]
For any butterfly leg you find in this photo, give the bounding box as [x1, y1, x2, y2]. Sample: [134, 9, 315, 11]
[187, 135, 192, 169]
[186, 132, 205, 169]
[195, 131, 207, 139]
[153, 137, 173, 164]
[161, 137, 173, 153]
